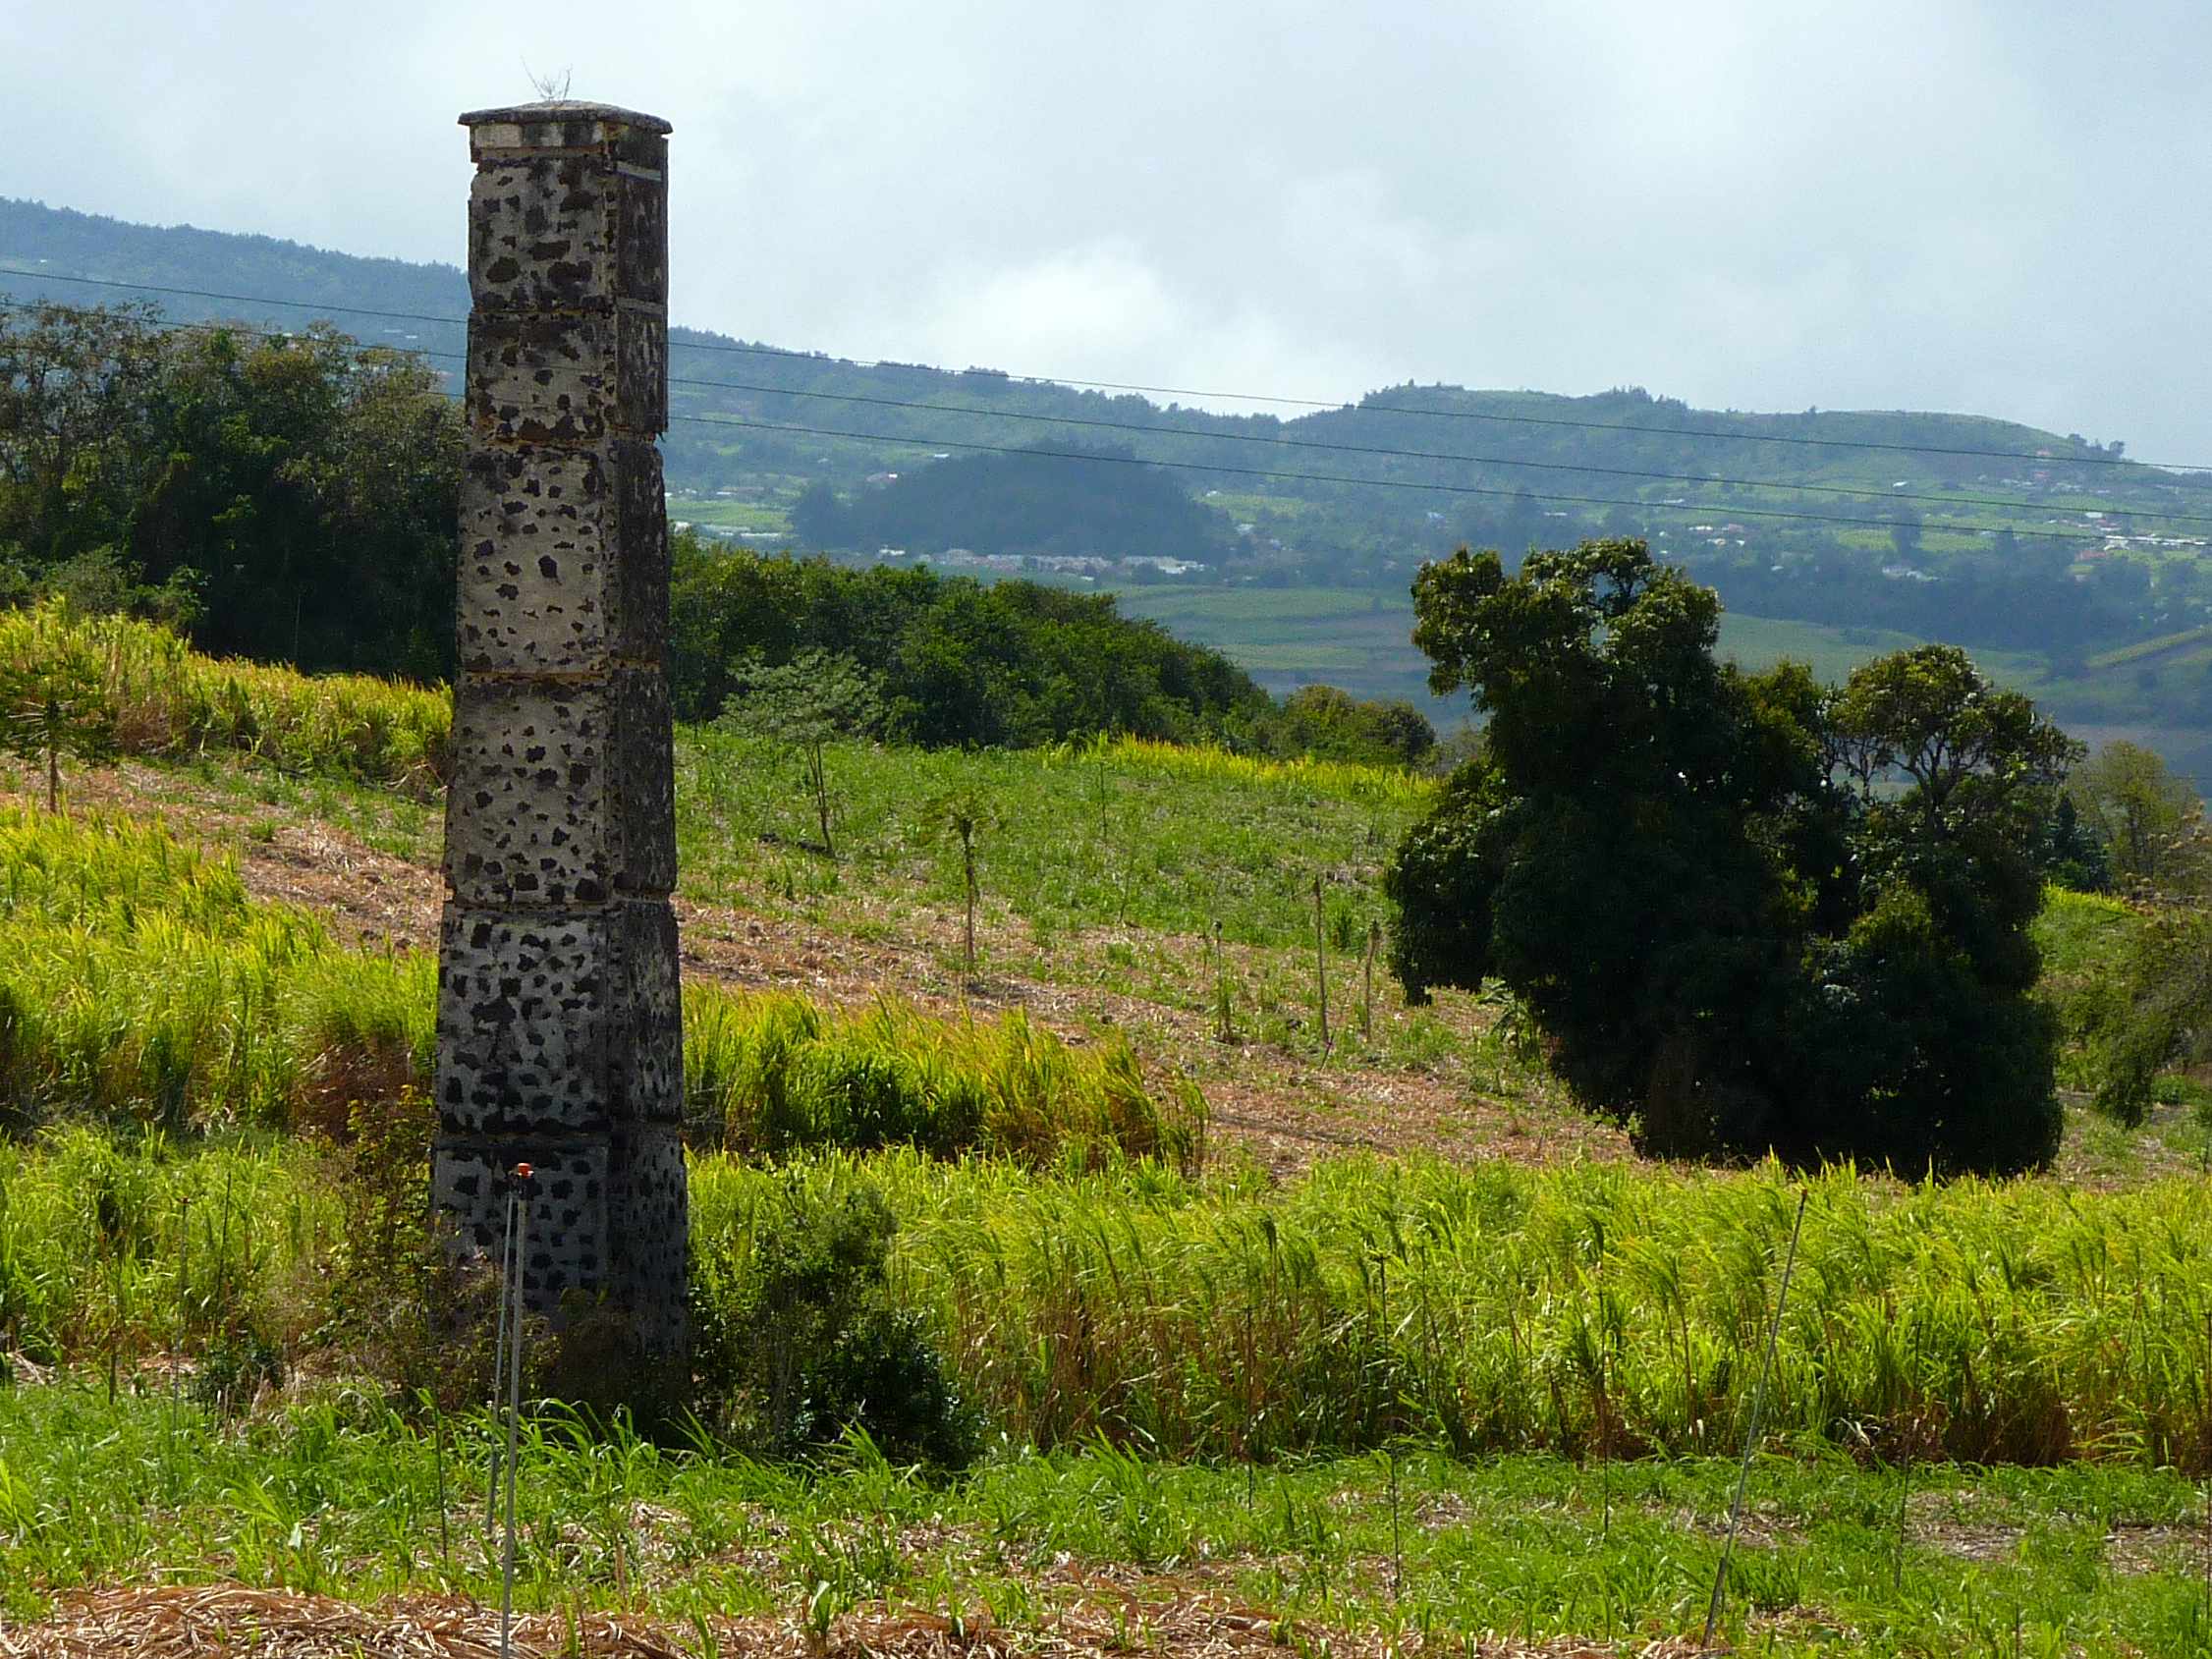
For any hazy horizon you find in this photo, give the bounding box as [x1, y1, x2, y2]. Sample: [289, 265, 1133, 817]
[6, 1, 2208, 459]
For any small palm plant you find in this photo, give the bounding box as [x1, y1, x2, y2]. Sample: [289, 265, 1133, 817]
[924, 788, 999, 981]
[1, 647, 118, 812]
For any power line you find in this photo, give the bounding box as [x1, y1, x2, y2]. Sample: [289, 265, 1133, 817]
[6, 264, 2204, 474]
[10, 295, 2207, 539]
[0, 298, 2174, 546]
[662, 410, 2163, 544]
[651, 374, 2212, 531]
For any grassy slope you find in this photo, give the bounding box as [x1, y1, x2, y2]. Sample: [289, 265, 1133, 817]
[11, 1136, 2212, 1650]
[0, 608, 1522, 1180]
[4, 1378, 2208, 1654]
[3, 606, 2189, 1179]
[7, 623, 2212, 1653]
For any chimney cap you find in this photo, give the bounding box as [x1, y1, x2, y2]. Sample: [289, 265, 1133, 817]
[459, 100, 672, 134]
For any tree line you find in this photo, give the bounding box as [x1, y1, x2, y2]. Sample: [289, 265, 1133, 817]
[672, 536, 1435, 762]
[0, 302, 462, 681]
[1, 302, 1434, 766]
[788, 444, 1238, 564]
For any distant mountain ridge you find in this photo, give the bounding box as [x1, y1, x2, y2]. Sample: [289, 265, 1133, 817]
[0, 197, 470, 329]
[6, 194, 2194, 518]
[14, 194, 2212, 781]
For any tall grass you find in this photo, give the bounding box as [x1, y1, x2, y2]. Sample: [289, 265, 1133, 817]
[0, 809, 1200, 1164]
[687, 992, 1204, 1171]
[708, 1150, 2212, 1470]
[0, 807, 431, 1134]
[0, 1128, 334, 1369]
[1040, 733, 1436, 806]
[0, 602, 451, 796]
[15, 1134, 2212, 1475]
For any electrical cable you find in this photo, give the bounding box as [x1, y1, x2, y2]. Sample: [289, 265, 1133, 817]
[3, 298, 2193, 546]
[5, 264, 2203, 472]
[661, 409, 2182, 544]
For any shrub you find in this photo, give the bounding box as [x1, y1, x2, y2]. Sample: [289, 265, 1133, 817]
[693, 1172, 979, 1466]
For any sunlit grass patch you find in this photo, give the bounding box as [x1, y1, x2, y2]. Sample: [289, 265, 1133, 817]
[1, 601, 451, 796]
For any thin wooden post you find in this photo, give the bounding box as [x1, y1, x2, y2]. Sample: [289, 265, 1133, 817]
[1312, 876, 1329, 1055]
[1211, 918, 1232, 1043]
[1362, 918, 1380, 1040]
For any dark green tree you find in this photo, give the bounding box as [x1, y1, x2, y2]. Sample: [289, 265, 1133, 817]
[1387, 539, 2071, 1175]
[0, 304, 460, 680]
[0, 302, 168, 567]
[1263, 684, 1436, 767]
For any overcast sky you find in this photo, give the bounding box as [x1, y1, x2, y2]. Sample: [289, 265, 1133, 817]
[6, 0, 2208, 459]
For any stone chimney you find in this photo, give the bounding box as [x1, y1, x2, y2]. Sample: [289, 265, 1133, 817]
[430, 101, 687, 1381]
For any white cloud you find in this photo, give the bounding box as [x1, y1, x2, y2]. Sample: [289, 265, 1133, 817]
[3, 0, 2207, 458]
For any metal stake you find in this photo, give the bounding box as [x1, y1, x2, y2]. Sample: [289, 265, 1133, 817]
[501, 1164, 532, 1659]
[1703, 1189, 1807, 1653]
[486, 1184, 517, 1532]
[1311, 876, 1329, 1055]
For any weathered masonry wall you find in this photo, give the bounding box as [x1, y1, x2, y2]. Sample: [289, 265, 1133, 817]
[431, 101, 687, 1366]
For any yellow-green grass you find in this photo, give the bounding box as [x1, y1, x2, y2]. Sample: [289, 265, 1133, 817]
[1, 601, 450, 796]
[0, 808, 1200, 1165]
[1042, 733, 1432, 806]
[5, 608, 1427, 952]
[677, 728, 1424, 951]
[14, 1134, 2212, 1474]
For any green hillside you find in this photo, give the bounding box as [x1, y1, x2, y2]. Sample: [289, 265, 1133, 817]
[1118, 584, 2212, 784]
[9, 195, 2206, 546]
[11, 195, 2212, 772]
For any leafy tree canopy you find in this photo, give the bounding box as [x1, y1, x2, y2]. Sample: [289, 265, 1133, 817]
[1, 302, 461, 680]
[716, 648, 887, 857]
[2067, 740, 2206, 892]
[1387, 538, 2077, 1176]
[1266, 685, 1435, 768]
[672, 537, 1271, 747]
[792, 444, 1236, 564]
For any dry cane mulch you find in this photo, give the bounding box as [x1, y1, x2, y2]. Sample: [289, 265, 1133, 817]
[0, 1585, 1706, 1659]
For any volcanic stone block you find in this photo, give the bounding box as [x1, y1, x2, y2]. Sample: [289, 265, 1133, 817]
[607, 898, 684, 1127]
[613, 171, 669, 307]
[456, 439, 667, 673]
[613, 438, 671, 659]
[467, 307, 667, 445]
[443, 672, 675, 907]
[615, 304, 668, 434]
[610, 1126, 689, 1344]
[465, 109, 670, 169]
[468, 153, 668, 312]
[433, 897, 680, 1137]
[434, 908, 613, 1135]
[431, 1139, 608, 1304]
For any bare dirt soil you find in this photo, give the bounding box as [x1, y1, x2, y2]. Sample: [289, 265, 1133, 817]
[3, 762, 1625, 1178]
[0, 1583, 1702, 1659]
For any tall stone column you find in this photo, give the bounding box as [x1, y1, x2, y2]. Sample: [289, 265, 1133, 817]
[431, 101, 686, 1377]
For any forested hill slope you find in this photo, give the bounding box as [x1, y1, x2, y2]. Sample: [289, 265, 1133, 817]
[8, 195, 2204, 526]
